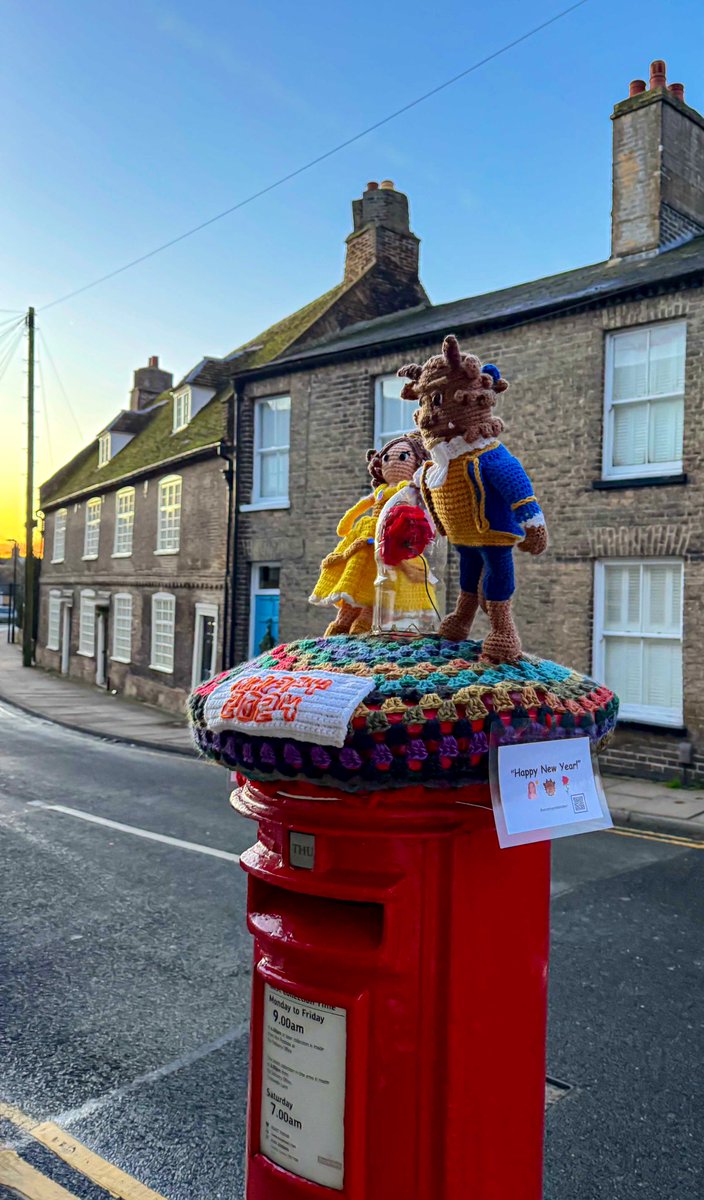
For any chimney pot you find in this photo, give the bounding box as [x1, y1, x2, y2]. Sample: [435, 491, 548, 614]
[629, 79, 647, 97]
[649, 59, 667, 90]
[380, 180, 395, 190]
[668, 82, 685, 102]
[366, 181, 379, 191]
[148, 355, 159, 368]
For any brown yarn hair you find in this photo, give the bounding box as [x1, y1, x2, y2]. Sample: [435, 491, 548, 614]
[397, 334, 509, 444]
[366, 433, 429, 486]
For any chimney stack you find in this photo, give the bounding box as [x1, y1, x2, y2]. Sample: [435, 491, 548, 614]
[344, 180, 423, 290]
[611, 60, 704, 258]
[130, 355, 173, 411]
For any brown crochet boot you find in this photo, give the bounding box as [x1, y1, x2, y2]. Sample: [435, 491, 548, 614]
[481, 599, 522, 663]
[325, 602, 360, 636]
[437, 591, 480, 641]
[349, 607, 373, 634]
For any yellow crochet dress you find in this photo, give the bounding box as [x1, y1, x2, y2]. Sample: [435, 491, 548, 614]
[310, 483, 407, 612]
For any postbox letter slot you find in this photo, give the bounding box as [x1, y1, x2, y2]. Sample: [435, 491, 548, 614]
[249, 878, 384, 954]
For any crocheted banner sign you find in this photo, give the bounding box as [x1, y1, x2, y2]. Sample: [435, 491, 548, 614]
[204, 668, 376, 748]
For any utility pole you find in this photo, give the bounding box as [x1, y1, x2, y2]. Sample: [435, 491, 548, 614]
[7, 539, 18, 644]
[23, 306, 35, 668]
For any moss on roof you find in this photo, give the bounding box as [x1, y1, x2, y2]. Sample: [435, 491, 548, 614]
[41, 282, 346, 508]
[41, 392, 226, 507]
[231, 284, 344, 368]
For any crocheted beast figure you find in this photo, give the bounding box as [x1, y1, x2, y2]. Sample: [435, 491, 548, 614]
[397, 334, 547, 661]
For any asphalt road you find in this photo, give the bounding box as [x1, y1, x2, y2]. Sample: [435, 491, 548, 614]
[0, 700, 701, 1199]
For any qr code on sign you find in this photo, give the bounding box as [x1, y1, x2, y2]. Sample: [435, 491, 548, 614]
[571, 793, 587, 814]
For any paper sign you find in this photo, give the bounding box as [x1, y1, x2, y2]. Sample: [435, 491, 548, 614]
[490, 735, 612, 848]
[260, 984, 346, 1190]
[204, 668, 375, 747]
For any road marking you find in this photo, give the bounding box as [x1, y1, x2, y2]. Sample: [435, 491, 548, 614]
[52, 1022, 249, 1129]
[0, 1104, 168, 1200]
[32, 804, 240, 862]
[609, 826, 704, 850]
[0, 1148, 81, 1199]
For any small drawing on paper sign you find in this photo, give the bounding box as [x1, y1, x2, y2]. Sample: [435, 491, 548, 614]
[527, 781, 538, 800]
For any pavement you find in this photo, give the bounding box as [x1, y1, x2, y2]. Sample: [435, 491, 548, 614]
[0, 702, 701, 1199]
[0, 637, 193, 756]
[2, 637, 704, 837]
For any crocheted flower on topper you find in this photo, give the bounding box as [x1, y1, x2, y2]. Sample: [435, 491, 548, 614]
[378, 503, 433, 566]
[397, 334, 548, 664]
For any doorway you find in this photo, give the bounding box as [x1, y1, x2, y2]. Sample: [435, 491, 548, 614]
[60, 603, 71, 675]
[192, 603, 219, 686]
[95, 607, 109, 688]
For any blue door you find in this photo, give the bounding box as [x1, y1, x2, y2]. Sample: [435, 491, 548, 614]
[252, 592, 280, 654]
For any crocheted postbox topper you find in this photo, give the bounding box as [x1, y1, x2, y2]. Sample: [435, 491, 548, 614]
[398, 334, 547, 664]
[188, 635, 619, 795]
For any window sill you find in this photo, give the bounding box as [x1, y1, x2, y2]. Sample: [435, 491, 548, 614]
[616, 717, 686, 734]
[76, 650, 95, 658]
[241, 499, 290, 512]
[154, 548, 180, 556]
[593, 473, 687, 490]
[46, 644, 60, 652]
[50, 559, 65, 565]
[112, 551, 133, 559]
[110, 655, 131, 664]
[82, 554, 99, 561]
[149, 663, 174, 674]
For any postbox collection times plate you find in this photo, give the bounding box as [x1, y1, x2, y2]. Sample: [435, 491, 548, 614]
[490, 735, 613, 847]
[260, 984, 347, 1190]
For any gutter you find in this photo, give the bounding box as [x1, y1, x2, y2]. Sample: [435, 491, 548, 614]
[228, 380, 245, 668]
[232, 266, 704, 384]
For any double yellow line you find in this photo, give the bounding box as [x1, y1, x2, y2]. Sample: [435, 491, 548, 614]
[609, 825, 704, 850]
[0, 1100, 168, 1200]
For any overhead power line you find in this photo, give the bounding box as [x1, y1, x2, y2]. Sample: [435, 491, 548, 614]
[41, 0, 591, 313]
[37, 327, 85, 441]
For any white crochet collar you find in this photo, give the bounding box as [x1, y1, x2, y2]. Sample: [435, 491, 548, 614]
[416, 436, 498, 489]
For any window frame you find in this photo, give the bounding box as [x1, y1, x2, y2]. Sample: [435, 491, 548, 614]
[52, 508, 67, 563]
[602, 321, 687, 481]
[113, 487, 136, 557]
[374, 374, 413, 448]
[150, 591, 176, 674]
[83, 497, 102, 560]
[111, 592, 133, 663]
[249, 562, 281, 657]
[593, 557, 684, 727]
[77, 589, 96, 657]
[155, 475, 182, 555]
[47, 590, 61, 651]
[249, 395, 291, 510]
[98, 433, 110, 467]
[173, 388, 192, 433]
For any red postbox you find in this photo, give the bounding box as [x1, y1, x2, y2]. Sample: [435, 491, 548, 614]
[232, 777, 550, 1200]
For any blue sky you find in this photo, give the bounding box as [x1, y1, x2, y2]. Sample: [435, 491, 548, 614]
[2, 0, 703, 545]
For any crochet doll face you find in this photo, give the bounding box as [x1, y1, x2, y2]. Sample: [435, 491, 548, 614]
[397, 334, 509, 449]
[367, 435, 428, 487]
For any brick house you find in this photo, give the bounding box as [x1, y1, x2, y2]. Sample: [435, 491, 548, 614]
[36, 183, 428, 713]
[229, 62, 704, 781]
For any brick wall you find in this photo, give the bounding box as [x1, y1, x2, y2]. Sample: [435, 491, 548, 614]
[37, 454, 228, 714]
[237, 284, 704, 780]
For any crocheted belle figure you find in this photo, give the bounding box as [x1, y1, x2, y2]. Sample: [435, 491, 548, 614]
[309, 434, 429, 636]
[397, 334, 547, 661]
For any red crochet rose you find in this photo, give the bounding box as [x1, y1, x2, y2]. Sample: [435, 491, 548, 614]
[378, 504, 433, 565]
